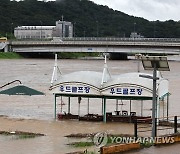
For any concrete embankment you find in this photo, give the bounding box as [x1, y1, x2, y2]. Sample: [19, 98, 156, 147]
[100, 143, 140, 154]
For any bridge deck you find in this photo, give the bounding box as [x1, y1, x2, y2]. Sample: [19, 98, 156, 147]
[7, 38, 180, 54]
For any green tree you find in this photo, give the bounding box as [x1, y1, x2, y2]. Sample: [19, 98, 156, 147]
[0, 0, 179, 38]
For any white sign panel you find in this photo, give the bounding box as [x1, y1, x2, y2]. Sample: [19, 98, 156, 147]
[53, 84, 100, 95]
[52, 84, 152, 98]
[102, 86, 152, 97]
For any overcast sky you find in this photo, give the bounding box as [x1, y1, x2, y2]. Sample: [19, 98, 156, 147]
[90, 0, 180, 21]
[16, 0, 180, 21]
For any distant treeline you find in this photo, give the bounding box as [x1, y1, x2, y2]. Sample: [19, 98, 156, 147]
[0, 0, 180, 38]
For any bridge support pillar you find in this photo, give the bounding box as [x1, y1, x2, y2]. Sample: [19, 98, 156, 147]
[109, 53, 128, 60]
[4, 45, 8, 52]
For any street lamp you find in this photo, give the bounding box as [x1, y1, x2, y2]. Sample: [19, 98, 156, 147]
[40, 21, 42, 40]
[73, 22, 76, 37]
[11, 23, 14, 38]
[61, 15, 64, 38]
[96, 20, 99, 37]
[140, 56, 170, 139]
[83, 30, 86, 39]
[133, 22, 136, 33]
[153, 21, 156, 38]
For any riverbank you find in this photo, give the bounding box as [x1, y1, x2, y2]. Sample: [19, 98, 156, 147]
[0, 52, 22, 59]
[0, 52, 100, 59]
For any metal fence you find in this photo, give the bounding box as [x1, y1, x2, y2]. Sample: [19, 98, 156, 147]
[62, 37, 180, 42]
[13, 37, 180, 43]
[134, 116, 180, 138]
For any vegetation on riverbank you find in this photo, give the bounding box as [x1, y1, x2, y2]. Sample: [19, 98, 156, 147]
[0, 131, 45, 139]
[68, 141, 94, 148]
[0, 52, 22, 59]
[0, 52, 100, 59]
[58, 52, 100, 59]
[66, 133, 134, 148]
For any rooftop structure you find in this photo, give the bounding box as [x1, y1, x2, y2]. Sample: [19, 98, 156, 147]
[53, 20, 73, 38]
[130, 32, 144, 38]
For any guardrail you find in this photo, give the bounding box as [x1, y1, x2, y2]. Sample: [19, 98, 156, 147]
[11, 40, 180, 47]
[11, 37, 180, 42]
[62, 37, 180, 42]
[134, 116, 180, 138]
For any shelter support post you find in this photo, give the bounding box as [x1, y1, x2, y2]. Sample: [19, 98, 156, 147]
[134, 119, 138, 139]
[156, 84, 160, 125]
[102, 98, 104, 115]
[130, 100, 132, 114]
[116, 99, 118, 111]
[162, 99, 165, 120]
[152, 63, 157, 138]
[130, 100, 132, 122]
[157, 98, 160, 125]
[87, 98, 90, 114]
[103, 97, 107, 123]
[141, 100, 143, 117]
[54, 94, 57, 119]
[68, 97, 71, 114]
[60, 96, 63, 113]
[78, 97, 81, 117]
[78, 103, 80, 117]
[167, 95, 169, 120]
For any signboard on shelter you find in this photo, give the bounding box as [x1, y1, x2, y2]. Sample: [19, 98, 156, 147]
[101, 86, 152, 97]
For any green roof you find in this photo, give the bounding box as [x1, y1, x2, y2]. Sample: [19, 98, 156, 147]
[0, 85, 44, 96]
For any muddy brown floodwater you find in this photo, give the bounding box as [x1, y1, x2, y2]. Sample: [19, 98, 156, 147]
[0, 55, 180, 154]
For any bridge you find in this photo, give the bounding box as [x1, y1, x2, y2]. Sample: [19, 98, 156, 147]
[2, 37, 180, 59]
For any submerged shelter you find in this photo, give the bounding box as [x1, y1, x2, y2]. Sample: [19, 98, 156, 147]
[49, 56, 169, 123]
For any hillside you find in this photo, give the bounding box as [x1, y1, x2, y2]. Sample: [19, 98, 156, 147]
[0, 0, 180, 38]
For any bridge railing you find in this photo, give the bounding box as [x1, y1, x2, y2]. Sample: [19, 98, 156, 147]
[62, 37, 180, 42]
[12, 37, 180, 43]
[11, 40, 180, 48]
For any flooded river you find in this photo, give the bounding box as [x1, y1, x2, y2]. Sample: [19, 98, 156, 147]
[0, 55, 180, 153]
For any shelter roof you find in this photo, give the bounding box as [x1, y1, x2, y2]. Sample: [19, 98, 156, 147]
[52, 71, 103, 88]
[50, 56, 169, 99]
[103, 72, 153, 90]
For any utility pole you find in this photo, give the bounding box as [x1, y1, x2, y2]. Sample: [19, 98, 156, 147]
[96, 20, 99, 37]
[61, 15, 64, 38]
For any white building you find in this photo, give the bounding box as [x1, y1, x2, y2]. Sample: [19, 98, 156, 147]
[14, 20, 73, 40]
[14, 26, 55, 39]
